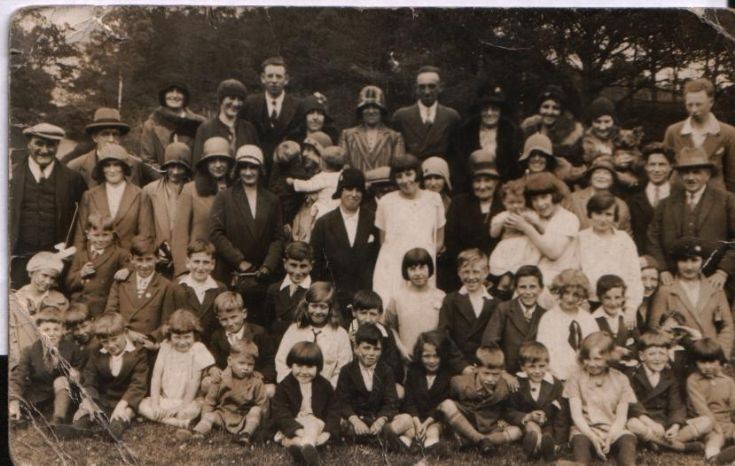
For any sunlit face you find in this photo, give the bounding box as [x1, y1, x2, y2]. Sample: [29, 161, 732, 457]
[639, 346, 668, 373]
[679, 167, 711, 194]
[291, 363, 318, 384]
[340, 187, 363, 212]
[645, 153, 672, 186]
[30, 268, 59, 293]
[407, 263, 430, 288]
[583, 347, 609, 376]
[67, 319, 94, 345]
[92, 128, 122, 146]
[685, 90, 713, 122]
[284, 258, 313, 285]
[421, 343, 441, 374]
[355, 341, 382, 368]
[395, 169, 419, 196]
[590, 168, 614, 191]
[207, 157, 230, 179]
[239, 163, 260, 186]
[423, 175, 446, 193]
[480, 104, 501, 128]
[531, 193, 556, 219]
[98, 332, 128, 356]
[170, 331, 196, 353]
[539, 99, 561, 126]
[164, 88, 185, 110]
[416, 72, 441, 107]
[600, 286, 625, 315]
[229, 354, 255, 378]
[165, 164, 188, 184]
[516, 276, 542, 308]
[696, 359, 722, 379]
[521, 360, 549, 384]
[27, 136, 59, 169]
[589, 204, 616, 233]
[354, 307, 381, 326]
[361, 105, 382, 127]
[38, 321, 64, 347]
[186, 251, 215, 282]
[676, 256, 702, 280]
[307, 301, 331, 328]
[477, 366, 503, 391]
[557, 286, 584, 312]
[502, 194, 526, 214]
[458, 261, 488, 293]
[472, 175, 498, 201]
[220, 95, 244, 119]
[591, 115, 614, 139]
[132, 253, 156, 279]
[102, 161, 126, 185]
[217, 308, 246, 334]
[86, 226, 114, 250]
[305, 110, 325, 133]
[641, 268, 659, 298]
[261, 64, 289, 98]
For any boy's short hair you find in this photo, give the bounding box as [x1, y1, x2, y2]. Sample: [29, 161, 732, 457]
[513, 265, 543, 289]
[401, 247, 434, 280]
[65, 302, 91, 325]
[637, 330, 672, 352]
[229, 338, 259, 360]
[596, 274, 626, 300]
[456, 248, 489, 272]
[94, 312, 126, 338]
[35, 306, 65, 326]
[261, 56, 287, 72]
[85, 212, 115, 232]
[286, 341, 324, 372]
[684, 78, 714, 98]
[691, 337, 727, 364]
[578, 331, 616, 363]
[355, 323, 383, 347]
[130, 235, 156, 256]
[500, 179, 525, 201]
[186, 239, 215, 257]
[641, 142, 675, 164]
[549, 269, 591, 300]
[475, 344, 505, 369]
[284, 241, 314, 262]
[417, 65, 441, 77]
[352, 289, 383, 313]
[586, 192, 619, 221]
[214, 291, 244, 316]
[163, 309, 203, 338]
[518, 341, 550, 366]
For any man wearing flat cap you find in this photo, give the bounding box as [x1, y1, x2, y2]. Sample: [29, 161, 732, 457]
[647, 146, 735, 297]
[67, 107, 160, 188]
[10, 123, 88, 289]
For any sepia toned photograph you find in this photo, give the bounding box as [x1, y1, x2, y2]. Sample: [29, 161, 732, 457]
[7, 5, 735, 465]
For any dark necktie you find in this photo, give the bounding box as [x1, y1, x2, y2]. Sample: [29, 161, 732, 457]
[270, 102, 278, 127]
[568, 320, 582, 351]
[312, 328, 322, 342]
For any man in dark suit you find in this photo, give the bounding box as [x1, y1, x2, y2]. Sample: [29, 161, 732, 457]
[391, 66, 460, 163]
[627, 142, 674, 252]
[310, 169, 380, 319]
[241, 56, 302, 175]
[10, 123, 88, 289]
[647, 146, 735, 296]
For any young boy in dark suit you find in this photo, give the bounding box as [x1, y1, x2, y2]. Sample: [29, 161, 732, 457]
[482, 265, 546, 373]
[591, 274, 639, 369]
[335, 324, 399, 443]
[64, 302, 98, 356]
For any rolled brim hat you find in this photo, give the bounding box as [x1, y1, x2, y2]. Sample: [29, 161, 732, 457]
[85, 107, 130, 135]
[26, 251, 64, 274]
[23, 123, 65, 141]
[332, 168, 367, 199]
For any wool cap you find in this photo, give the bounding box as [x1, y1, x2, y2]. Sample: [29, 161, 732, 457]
[27, 251, 64, 274]
[216, 79, 247, 103]
[671, 236, 707, 261]
[23, 123, 65, 141]
[588, 96, 616, 122]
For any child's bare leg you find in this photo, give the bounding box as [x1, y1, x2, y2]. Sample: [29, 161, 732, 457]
[299, 416, 325, 446]
[52, 377, 71, 423]
[627, 417, 658, 442]
[521, 420, 543, 455]
[423, 422, 442, 447]
[242, 407, 262, 436]
[193, 412, 220, 435]
[486, 425, 522, 445]
[705, 429, 726, 460]
[388, 413, 414, 446]
[438, 399, 483, 444]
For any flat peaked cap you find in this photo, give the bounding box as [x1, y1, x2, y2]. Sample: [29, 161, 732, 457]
[23, 123, 65, 141]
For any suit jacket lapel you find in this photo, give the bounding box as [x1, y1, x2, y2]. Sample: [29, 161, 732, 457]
[253, 188, 269, 238]
[276, 96, 298, 133]
[235, 185, 257, 238]
[353, 209, 372, 249]
[136, 274, 163, 310]
[457, 294, 478, 324]
[536, 379, 554, 407]
[91, 187, 113, 219]
[115, 183, 138, 223]
[424, 105, 446, 146]
[507, 300, 531, 336]
[696, 187, 715, 227]
[670, 282, 705, 331]
[150, 181, 171, 238]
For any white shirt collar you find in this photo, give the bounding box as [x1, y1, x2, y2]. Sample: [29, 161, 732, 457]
[643, 364, 661, 382]
[681, 113, 721, 135]
[591, 307, 625, 321]
[267, 92, 286, 111]
[646, 181, 670, 199]
[227, 324, 246, 340]
[100, 337, 136, 355]
[136, 272, 154, 291]
[179, 273, 219, 291]
[280, 274, 312, 291]
[459, 285, 492, 300]
[515, 370, 555, 385]
[27, 156, 55, 182]
[686, 185, 707, 206]
[417, 101, 437, 122]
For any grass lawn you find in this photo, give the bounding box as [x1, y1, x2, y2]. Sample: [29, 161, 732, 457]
[10, 421, 707, 466]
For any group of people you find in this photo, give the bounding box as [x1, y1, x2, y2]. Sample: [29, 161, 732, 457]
[9, 55, 735, 466]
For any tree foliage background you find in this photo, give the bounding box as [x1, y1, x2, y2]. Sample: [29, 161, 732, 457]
[8, 6, 735, 154]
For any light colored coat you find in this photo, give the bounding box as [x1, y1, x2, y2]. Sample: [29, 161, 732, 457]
[339, 124, 405, 172]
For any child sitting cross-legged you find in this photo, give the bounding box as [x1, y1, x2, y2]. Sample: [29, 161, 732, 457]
[139, 309, 214, 431]
[335, 324, 400, 444]
[626, 330, 711, 454]
[187, 338, 268, 446]
[271, 341, 339, 466]
[438, 344, 522, 455]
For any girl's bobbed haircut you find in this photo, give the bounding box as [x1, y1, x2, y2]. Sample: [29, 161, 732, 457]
[286, 341, 324, 372]
[578, 331, 616, 364]
[162, 309, 203, 339]
[401, 247, 434, 280]
[294, 281, 341, 329]
[691, 337, 727, 364]
[389, 154, 423, 185]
